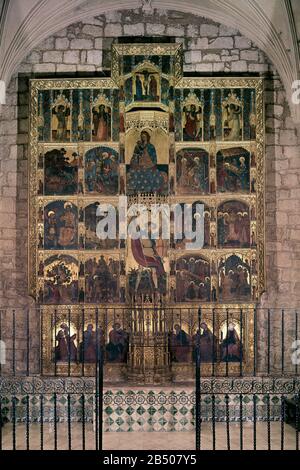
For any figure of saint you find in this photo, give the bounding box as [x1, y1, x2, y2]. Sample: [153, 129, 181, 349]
[220, 269, 234, 300]
[79, 324, 97, 363]
[135, 75, 143, 100]
[45, 210, 58, 248]
[92, 104, 111, 141]
[223, 103, 242, 141]
[183, 104, 202, 141]
[99, 151, 118, 193]
[127, 131, 166, 193]
[106, 323, 128, 363]
[149, 75, 158, 100]
[131, 233, 165, 294]
[58, 203, 77, 247]
[224, 211, 240, 245]
[170, 325, 191, 363]
[221, 323, 242, 362]
[186, 281, 197, 300]
[178, 157, 189, 187]
[52, 104, 70, 141]
[189, 156, 206, 191]
[55, 323, 77, 362]
[193, 323, 217, 363]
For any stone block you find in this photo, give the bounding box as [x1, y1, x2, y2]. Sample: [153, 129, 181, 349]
[234, 36, 252, 48]
[200, 24, 218, 37]
[195, 63, 213, 72]
[280, 130, 298, 146]
[202, 53, 221, 62]
[248, 63, 269, 73]
[166, 25, 185, 36]
[87, 50, 102, 65]
[282, 173, 298, 187]
[187, 25, 199, 36]
[55, 38, 70, 50]
[25, 51, 41, 64]
[213, 63, 225, 72]
[240, 50, 259, 61]
[63, 50, 80, 64]
[266, 117, 281, 129]
[0, 120, 18, 135]
[230, 60, 248, 72]
[188, 50, 202, 63]
[33, 63, 55, 73]
[82, 25, 103, 36]
[56, 64, 77, 73]
[124, 23, 145, 36]
[146, 24, 165, 35]
[76, 65, 96, 72]
[95, 38, 103, 49]
[219, 25, 239, 36]
[190, 38, 209, 49]
[208, 37, 233, 49]
[42, 51, 63, 63]
[104, 23, 122, 37]
[222, 55, 239, 62]
[70, 38, 93, 49]
[104, 11, 122, 23]
[37, 37, 55, 50]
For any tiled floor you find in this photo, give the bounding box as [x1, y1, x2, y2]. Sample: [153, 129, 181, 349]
[1, 422, 298, 450]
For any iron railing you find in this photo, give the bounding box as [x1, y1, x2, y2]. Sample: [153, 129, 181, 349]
[0, 306, 299, 450]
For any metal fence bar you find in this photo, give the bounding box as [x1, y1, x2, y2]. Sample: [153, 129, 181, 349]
[12, 310, 16, 376]
[212, 307, 215, 377]
[26, 309, 30, 376]
[239, 393, 243, 451]
[40, 308, 44, 376]
[296, 393, 299, 451]
[195, 350, 201, 450]
[253, 394, 257, 451]
[26, 394, 30, 450]
[281, 394, 285, 451]
[81, 393, 85, 451]
[81, 308, 85, 377]
[239, 308, 243, 377]
[253, 308, 257, 376]
[12, 395, 16, 450]
[0, 310, 2, 377]
[40, 394, 44, 451]
[225, 394, 230, 450]
[67, 393, 71, 450]
[0, 395, 2, 450]
[295, 310, 298, 376]
[267, 394, 271, 450]
[212, 394, 216, 451]
[68, 309, 71, 377]
[267, 308, 271, 375]
[53, 392, 57, 451]
[95, 307, 99, 451]
[281, 309, 285, 375]
[195, 307, 201, 451]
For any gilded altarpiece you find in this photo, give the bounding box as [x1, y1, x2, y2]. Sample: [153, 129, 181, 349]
[29, 43, 264, 381]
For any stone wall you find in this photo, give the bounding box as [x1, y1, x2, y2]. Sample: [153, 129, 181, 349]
[0, 8, 299, 374]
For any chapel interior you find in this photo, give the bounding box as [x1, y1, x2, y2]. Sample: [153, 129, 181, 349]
[0, 0, 300, 451]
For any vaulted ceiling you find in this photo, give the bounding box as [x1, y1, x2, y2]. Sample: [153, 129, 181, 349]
[0, 0, 300, 124]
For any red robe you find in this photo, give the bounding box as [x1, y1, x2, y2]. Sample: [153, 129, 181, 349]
[131, 238, 165, 276]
